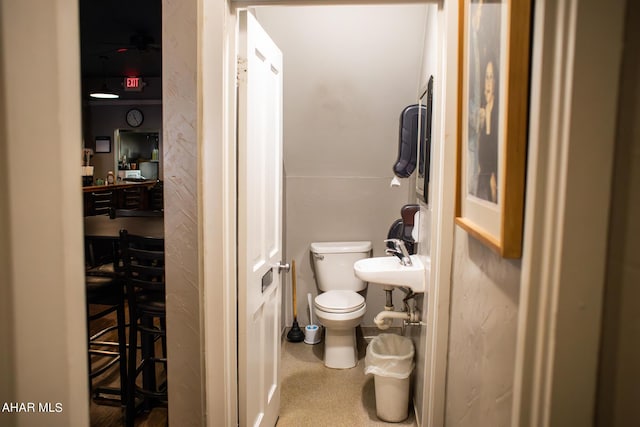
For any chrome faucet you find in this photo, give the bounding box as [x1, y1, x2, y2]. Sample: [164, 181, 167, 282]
[384, 238, 413, 266]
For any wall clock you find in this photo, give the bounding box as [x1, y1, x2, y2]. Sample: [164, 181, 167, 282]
[126, 108, 144, 127]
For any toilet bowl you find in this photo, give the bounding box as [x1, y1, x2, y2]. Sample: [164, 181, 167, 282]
[310, 241, 372, 369]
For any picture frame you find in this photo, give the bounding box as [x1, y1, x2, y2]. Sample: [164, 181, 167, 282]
[95, 136, 111, 153]
[455, 0, 531, 258]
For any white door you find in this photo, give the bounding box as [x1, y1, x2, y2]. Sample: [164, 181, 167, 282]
[237, 10, 284, 427]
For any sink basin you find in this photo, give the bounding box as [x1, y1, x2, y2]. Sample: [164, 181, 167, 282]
[354, 255, 429, 293]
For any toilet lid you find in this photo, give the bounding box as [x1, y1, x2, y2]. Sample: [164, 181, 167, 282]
[315, 291, 365, 313]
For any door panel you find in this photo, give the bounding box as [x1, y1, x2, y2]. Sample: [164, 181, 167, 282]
[237, 10, 283, 427]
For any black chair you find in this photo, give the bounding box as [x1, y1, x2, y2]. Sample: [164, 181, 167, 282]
[85, 241, 127, 407]
[91, 190, 114, 216]
[120, 229, 167, 426]
[85, 235, 119, 276]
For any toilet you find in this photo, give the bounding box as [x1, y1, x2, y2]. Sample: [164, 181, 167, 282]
[311, 241, 372, 369]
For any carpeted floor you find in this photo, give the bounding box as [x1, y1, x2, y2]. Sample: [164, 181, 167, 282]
[276, 328, 417, 427]
[89, 312, 414, 427]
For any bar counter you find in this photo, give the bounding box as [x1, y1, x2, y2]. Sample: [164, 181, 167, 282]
[83, 181, 162, 215]
[82, 181, 157, 193]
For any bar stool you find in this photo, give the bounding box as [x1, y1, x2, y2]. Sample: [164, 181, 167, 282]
[120, 229, 167, 426]
[86, 273, 127, 406]
[84, 233, 127, 407]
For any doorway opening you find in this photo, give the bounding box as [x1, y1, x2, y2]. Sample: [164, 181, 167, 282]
[235, 3, 433, 425]
[79, 0, 166, 425]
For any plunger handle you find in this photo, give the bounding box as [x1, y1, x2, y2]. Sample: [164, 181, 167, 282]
[291, 259, 298, 319]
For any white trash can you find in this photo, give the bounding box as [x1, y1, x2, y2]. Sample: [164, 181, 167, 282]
[364, 333, 415, 422]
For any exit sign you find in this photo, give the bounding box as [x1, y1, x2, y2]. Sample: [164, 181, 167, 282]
[124, 77, 144, 92]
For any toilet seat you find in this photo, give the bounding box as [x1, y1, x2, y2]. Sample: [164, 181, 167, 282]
[315, 290, 365, 314]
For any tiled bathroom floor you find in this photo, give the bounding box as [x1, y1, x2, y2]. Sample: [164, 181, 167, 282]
[276, 328, 418, 427]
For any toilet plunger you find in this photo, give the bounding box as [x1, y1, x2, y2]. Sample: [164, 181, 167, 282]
[286, 259, 305, 342]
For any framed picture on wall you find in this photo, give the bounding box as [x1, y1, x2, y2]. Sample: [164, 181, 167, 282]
[95, 136, 111, 153]
[455, 0, 532, 258]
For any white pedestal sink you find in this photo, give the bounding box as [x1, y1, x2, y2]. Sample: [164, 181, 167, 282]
[353, 254, 429, 293]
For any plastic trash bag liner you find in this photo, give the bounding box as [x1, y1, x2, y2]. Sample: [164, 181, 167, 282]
[364, 333, 415, 379]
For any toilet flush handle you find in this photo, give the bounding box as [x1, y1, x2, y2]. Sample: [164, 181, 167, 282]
[276, 261, 290, 273]
[312, 253, 324, 261]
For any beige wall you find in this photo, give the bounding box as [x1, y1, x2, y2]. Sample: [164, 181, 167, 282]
[446, 231, 520, 426]
[83, 101, 162, 180]
[597, 2, 640, 425]
[0, 0, 89, 425]
[163, 0, 205, 424]
[256, 5, 427, 328]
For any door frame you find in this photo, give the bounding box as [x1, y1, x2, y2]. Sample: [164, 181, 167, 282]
[223, 2, 452, 427]
[419, 2, 458, 426]
[512, 0, 626, 425]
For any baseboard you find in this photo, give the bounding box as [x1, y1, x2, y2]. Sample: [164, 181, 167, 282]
[283, 325, 403, 344]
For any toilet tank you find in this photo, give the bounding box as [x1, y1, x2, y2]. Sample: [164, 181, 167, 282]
[310, 241, 372, 292]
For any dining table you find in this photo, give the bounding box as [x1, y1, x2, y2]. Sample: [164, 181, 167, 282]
[84, 215, 164, 240]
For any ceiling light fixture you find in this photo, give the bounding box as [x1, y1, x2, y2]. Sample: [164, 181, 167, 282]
[90, 83, 120, 99]
[90, 56, 119, 99]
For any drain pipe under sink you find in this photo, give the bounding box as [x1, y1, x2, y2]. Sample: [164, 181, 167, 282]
[375, 286, 420, 330]
[376, 288, 396, 330]
[374, 309, 420, 330]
